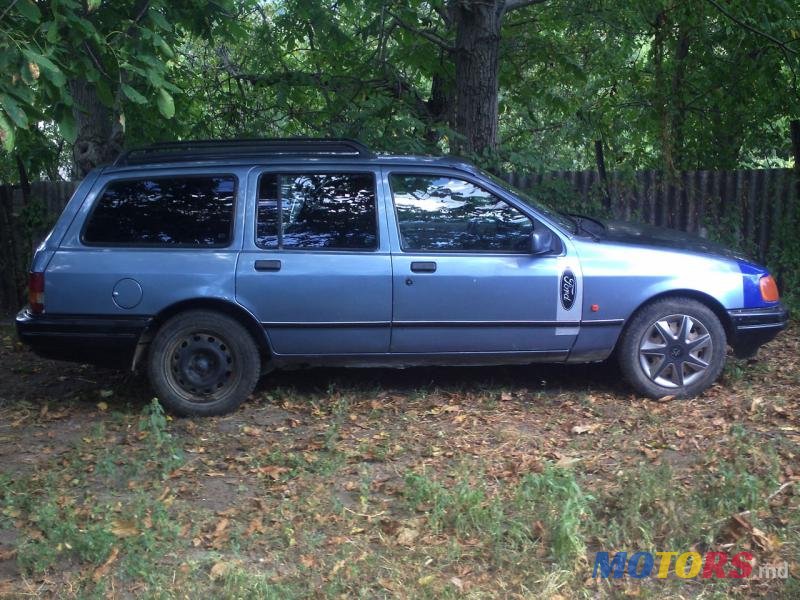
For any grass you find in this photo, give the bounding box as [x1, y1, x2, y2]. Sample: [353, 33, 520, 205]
[0, 325, 798, 598]
[0, 402, 187, 596]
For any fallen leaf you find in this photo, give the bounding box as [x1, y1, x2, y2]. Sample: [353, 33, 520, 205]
[571, 423, 602, 435]
[244, 518, 265, 537]
[330, 558, 347, 577]
[110, 519, 138, 538]
[213, 518, 230, 538]
[751, 527, 780, 553]
[0, 549, 16, 561]
[210, 561, 234, 581]
[396, 527, 420, 546]
[92, 547, 119, 582]
[256, 465, 289, 480]
[418, 574, 436, 586]
[300, 554, 316, 568]
[449, 576, 464, 591]
[554, 455, 581, 468]
[642, 447, 662, 461]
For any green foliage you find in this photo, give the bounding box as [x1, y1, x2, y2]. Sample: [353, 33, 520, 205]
[516, 467, 593, 568]
[0, 398, 190, 595]
[0, 0, 238, 169]
[766, 205, 800, 312]
[141, 399, 184, 474]
[403, 464, 591, 569]
[703, 184, 800, 311]
[3, 0, 800, 177]
[593, 426, 782, 554]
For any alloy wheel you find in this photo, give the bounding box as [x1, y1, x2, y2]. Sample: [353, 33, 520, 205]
[638, 314, 713, 388]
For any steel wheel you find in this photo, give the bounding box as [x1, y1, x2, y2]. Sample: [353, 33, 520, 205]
[165, 332, 236, 401]
[638, 314, 713, 388]
[148, 310, 261, 416]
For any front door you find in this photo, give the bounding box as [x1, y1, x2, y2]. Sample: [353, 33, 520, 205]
[385, 171, 579, 356]
[236, 168, 392, 355]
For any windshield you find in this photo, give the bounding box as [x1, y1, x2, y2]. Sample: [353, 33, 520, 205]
[479, 169, 578, 234]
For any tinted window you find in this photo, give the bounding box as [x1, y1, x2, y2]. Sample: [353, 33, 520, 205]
[83, 176, 236, 246]
[391, 175, 533, 252]
[257, 173, 377, 250]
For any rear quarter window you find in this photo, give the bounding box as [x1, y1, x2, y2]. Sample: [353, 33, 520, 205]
[82, 175, 236, 247]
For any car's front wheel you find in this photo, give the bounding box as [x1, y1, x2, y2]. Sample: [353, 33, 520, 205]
[147, 310, 261, 416]
[618, 298, 727, 399]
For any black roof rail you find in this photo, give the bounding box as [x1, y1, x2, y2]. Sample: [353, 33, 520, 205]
[114, 137, 374, 166]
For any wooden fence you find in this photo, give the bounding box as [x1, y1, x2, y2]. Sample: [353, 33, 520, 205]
[502, 168, 799, 264]
[1, 169, 798, 313]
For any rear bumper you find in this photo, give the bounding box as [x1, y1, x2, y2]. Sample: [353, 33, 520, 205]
[727, 305, 789, 358]
[15, 309, 151, 367]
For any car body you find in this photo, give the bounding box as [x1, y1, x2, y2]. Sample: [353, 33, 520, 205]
[15, 139, 789, 415]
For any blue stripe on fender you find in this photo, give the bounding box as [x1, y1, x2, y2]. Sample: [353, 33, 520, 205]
[737, 261, 776, 309]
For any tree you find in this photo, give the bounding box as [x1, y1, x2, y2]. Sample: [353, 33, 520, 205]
[0, 0, 236, 176]
[3, 0, 799, 178]
[390, 0, 551, 154]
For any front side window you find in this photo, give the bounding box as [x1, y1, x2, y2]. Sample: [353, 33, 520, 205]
[256, 173, 377, 250]
[83, 175, 236, 246]
[390, 174, 533, 252]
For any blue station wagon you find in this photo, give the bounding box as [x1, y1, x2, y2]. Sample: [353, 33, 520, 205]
[15, 139, 789, 416]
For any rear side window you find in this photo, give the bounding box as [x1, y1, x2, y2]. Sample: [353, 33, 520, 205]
[256, 173, 377, 250]
[83, 175, 236, 246]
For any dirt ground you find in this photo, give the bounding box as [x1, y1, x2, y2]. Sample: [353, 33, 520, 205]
[0, 321, 797, 599]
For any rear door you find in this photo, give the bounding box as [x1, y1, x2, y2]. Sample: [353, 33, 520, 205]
[384, 170, 579, 357]
[236, 167, 392, 355]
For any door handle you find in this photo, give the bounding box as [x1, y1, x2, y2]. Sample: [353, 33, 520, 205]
[254, 259, 282, 272]
[410, 261, 437, 273]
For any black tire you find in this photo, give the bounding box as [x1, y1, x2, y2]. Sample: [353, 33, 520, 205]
[147, 310, 260, 416]
[618, 297, 726, 399]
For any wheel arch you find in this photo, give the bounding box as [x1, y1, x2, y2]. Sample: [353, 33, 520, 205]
[621, 289, 734, 347]
[131, 298, 271, 370]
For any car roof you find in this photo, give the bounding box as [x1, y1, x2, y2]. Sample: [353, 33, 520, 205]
[101, 138, 483, 177]
[101, 154, 482, 177]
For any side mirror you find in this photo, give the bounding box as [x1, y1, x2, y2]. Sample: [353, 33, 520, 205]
[531, 229, 554, 255]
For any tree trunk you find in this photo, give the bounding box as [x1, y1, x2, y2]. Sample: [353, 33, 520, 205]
[792, 119, 800, 201]
[16, 155, 31, 203]
[652, 11, 675, 177]
[594, 139, 611, 209]
[0, 185, 24, 312]
[425, 66, 455, 145]
[452, 1, 502, 154]
[669, 25, 691, 170]
[69, 79, 124, 177]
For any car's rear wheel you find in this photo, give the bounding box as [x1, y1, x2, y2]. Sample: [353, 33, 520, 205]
[147, 310, 260, 416]
[618, 298, 726, 399]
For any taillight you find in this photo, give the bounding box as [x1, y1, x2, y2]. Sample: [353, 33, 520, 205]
[28, 272, 45, 315]
[759, 275, 780, 303]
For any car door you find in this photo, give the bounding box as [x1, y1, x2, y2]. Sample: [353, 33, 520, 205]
[236, 167, 392, 355]
[384, 169, 580, 357]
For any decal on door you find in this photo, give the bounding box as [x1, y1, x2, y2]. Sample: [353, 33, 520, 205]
[556, 258, 582, 336]
[560, 269, 577, 310]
